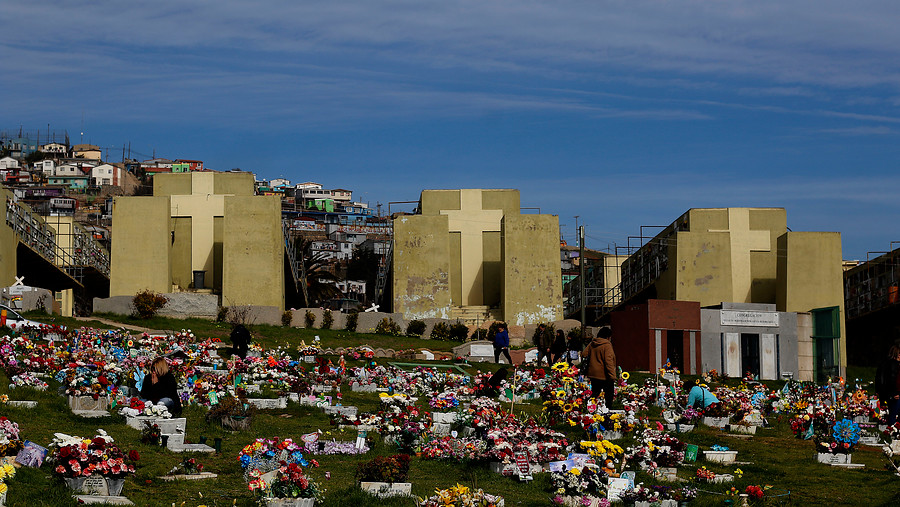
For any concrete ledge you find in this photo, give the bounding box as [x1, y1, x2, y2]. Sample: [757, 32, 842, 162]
[158, 293, 218, 318]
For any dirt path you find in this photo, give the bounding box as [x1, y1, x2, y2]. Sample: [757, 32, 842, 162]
[74, 316, 168, 334]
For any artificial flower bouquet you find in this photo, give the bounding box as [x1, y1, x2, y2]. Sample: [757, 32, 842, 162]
[168, 457, 204, 476]
[420, 436, 487, 460]
[0, 418, 22, 457]
[239, 438, 317, 484]
[816, 418, 861, 455]
[263, 462, 323, 501]
[549, 465, 608, 503]
[419, 483, 503, 507]
[0, 462, 16, 499]
[48, 431, 138, 479]
[355, 454, 411, 484]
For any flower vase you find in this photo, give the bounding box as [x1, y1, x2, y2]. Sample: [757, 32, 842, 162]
[0, 490, 6, 506]
[63, 477, 86, 492]
[107, 478, 125, 496]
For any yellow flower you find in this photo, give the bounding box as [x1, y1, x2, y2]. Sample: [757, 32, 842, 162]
[621, 372, 630, 380]
[552, 362, 568, 371]
[569, 467, 581, 475]
[0, 483, 7, 494]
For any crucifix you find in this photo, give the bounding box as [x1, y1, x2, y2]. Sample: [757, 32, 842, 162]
[440, 190, 503, 306]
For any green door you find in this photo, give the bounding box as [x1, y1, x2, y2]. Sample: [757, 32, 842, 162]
[811, 306, 841, 383]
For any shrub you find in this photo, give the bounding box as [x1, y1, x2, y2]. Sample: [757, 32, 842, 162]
[430, 322, 450, 341]
[132, 290, 168, 319]
[375, 317, 402, 336]
[346, 312, 359, 332]
[322, 310, 334, 330]
[281, 310, 293, 327]
[406, 319, 426, 337]
[305, 310, 316, 328]
[216, 306, 228, 322]
[473, 322, 502, 342]
[449, 322, 470, 342]
[355, 454, 411, 483]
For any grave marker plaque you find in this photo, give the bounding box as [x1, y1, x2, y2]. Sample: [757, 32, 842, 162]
[82, 476, 109, 496]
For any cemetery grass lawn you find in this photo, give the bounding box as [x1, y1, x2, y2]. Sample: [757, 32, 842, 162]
[28, 310, 460, 352]
[7, 315, 900, 505]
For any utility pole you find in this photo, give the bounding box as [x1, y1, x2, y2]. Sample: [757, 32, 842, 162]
[574, 216, 580, 246]
[579, 225, 586, 339]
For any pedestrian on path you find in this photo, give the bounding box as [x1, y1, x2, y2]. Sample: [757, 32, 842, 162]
[581, 326, 617, 409]
[493, 323, 513, 365]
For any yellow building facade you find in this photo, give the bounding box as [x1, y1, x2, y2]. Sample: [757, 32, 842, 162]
[109, 172, 284, 310]
[620, 207, 845, 373]
[393, 189, 562, 325]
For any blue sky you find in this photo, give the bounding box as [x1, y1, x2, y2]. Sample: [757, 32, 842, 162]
[4, 0, 900, 259]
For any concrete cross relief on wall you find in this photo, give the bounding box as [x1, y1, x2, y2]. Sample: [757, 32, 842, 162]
[440, 190, 503, 306]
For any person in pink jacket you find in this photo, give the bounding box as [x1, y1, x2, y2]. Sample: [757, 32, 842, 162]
[581, 327, 617, 409]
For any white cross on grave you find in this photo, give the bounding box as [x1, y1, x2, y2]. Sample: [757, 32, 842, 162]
[12, 276, 24, 287]
[440, 190, 503, 306]
[365, 303, 380, 312]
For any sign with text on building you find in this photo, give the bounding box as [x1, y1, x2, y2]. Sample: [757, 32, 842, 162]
[720, 310, 779, 327]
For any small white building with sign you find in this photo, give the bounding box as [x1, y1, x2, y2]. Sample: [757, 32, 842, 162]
[701, 302, 811, 381]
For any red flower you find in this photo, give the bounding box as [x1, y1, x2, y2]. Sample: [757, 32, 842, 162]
[128, 450, 140, 461]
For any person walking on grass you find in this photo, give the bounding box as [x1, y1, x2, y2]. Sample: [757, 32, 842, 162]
[493, 322, 513, 365]
[582, 326, 617, 409]
[551, 329, 567, 365]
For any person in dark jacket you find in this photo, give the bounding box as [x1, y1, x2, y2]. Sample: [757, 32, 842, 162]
[566, 331, 582, 364]
[551, 329, 567, 365]
[493, 323, 513, 365]
[140, 357, 182, 416]
[875, 344, 900, 425]
[230, 324, 251, 359]
[581, 326, 617, 409]
[534, 324, 553, 367]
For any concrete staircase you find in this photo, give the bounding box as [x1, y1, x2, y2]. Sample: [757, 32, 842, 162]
[449, 306, 502, 326]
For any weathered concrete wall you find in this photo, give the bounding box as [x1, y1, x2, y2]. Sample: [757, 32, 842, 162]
[776, 231, 846, 370]
[392, 215, 451, 319]
[153, 173, 192, 196]
[290, 308, 347, 330]
[110, 196, 172, 296]
[0, 189, 16, 287]
[671, 230, 733, 307]
[356, 311, 408, 334]
[93, 295, 135, 315]
[19, 288, 53, 313]
[222, 195, 283, 310]
[158, 293, 218, 317]
[226, 305, 282, 326]
[501, 214, 562, 326]
[95, 293, 217, 318]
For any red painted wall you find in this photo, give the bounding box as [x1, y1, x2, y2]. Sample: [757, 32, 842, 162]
[611, 300, 701, 373]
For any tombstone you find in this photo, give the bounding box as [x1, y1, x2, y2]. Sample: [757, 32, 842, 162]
[452, 341, 495, 362]
[82, 476, 110, 496]
[248, 398, 288, 410]
[523, 349, 538, 364]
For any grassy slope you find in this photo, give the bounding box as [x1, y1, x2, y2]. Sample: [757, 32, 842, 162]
[4, 312, 900, 506]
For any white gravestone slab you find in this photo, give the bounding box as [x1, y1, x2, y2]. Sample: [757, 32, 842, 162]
[82, 476, 109, 496]
[469, 344, 494, 357]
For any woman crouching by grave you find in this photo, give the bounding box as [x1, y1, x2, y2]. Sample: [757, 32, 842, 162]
[139, 357, 182, 416]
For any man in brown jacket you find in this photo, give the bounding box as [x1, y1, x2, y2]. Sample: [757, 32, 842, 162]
[581, 326, 617, 409]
